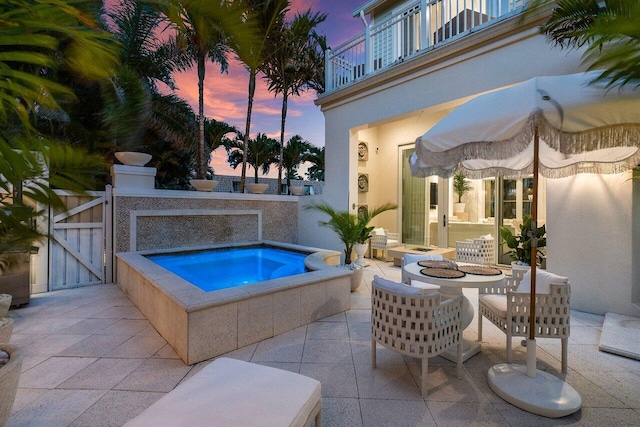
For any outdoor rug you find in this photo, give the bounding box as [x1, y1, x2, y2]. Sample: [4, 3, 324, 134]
[599, 312, 640, 360]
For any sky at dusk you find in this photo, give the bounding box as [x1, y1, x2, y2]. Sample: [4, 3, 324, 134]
[169, 0, 367, 176]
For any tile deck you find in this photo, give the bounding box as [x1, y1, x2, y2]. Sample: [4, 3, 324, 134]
[5, 259, 640, 426]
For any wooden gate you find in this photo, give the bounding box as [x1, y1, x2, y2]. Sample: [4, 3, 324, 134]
[49, 186, 112, 290]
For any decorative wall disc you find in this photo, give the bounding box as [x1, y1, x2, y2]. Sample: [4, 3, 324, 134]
[358, 173, 369, 192]
[357, 205, 368, 218]
[358, 141, 368, 161]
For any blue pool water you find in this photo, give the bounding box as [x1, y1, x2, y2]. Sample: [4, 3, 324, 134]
[147, 246, 308, 292]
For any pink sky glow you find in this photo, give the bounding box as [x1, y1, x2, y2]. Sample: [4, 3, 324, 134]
[106, 0, 365, 177]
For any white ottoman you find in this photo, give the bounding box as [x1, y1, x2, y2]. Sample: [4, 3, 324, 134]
[124, 357, 322, 427]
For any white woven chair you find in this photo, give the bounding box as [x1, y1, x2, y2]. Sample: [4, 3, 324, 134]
[455, 234, 495, 265]
[371, 276, 463, 397]
[478, 269, 571, 372]
[369, 228, 399, 259]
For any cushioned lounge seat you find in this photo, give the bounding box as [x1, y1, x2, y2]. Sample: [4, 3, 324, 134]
[124, 357, 322, 427]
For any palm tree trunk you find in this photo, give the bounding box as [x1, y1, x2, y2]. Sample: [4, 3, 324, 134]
[277, 92, 288, 194]
[197, 55, 206, 179]
[240, 69, 256, 193]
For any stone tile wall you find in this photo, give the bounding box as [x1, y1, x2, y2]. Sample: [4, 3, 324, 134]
[114, 195, 298, 253]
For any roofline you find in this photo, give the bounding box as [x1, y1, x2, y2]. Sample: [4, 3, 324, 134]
[351, 0, 389, 17]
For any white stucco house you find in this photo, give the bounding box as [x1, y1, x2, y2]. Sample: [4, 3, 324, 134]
[299, 0, 640, 316]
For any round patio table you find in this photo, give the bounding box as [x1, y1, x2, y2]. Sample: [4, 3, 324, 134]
[403, 262, 505, 362]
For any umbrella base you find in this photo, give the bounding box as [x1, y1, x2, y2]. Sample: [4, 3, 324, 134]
[487, 364, 582, 418]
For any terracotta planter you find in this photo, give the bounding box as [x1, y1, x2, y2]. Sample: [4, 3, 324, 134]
[246, 183, 268, 194]
[115, 151, 152, 166]
[189, 179, 219, 192]
[0, 345, 23, 426]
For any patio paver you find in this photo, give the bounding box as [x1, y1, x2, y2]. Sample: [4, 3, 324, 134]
[5, 259, 640, 426]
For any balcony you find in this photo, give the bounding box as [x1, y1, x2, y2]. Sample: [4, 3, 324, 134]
[325, 0, 526, 93]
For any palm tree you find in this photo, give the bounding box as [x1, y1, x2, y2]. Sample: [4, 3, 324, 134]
[227, 133, 281, 184]
[263, 9, 327, 193]
[305, 145, 325, 181]
[531, 0, 640, 87]
[0, 0, 117, 270]
[305, 202, 397, 264]
[281, 135, 312, 188]
[169, 2, 232, 179]
[107, 0, 188, 93]
[232, 0, 289, 193]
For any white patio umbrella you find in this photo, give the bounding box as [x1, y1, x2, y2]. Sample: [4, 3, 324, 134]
[410, 71, 640, 417]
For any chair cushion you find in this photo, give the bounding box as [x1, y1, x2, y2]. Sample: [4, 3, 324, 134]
[386, 239, 399, 246]
[403, 253, 444, 265]
[124, 357, 321, 427]
[480, 294, 507, 316]
[372, 227, 386, 236]
[515, 269, 568, 294]
[373, 275, 424, 296]
[409, 280, 441, 292]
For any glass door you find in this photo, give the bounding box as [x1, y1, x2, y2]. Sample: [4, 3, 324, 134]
[400, 147, 438, 247]
[446, 176, 497, 249]
[497, 177, 546, 264]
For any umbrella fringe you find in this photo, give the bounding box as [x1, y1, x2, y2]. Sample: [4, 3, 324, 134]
[414, 110, 640, 179]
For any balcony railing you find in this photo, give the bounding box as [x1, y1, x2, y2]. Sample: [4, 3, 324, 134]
[325, 0, 525, 93]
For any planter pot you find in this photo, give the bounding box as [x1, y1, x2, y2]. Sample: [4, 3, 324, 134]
[349, 266, 364, 292]
[0, 345, 23, 427]
[189, 179, 219, 192]
[0, 253, 31, 308]
[511, 261, 531, 274]
[453, 202, 466, 213]
[0, 318, 13, 343]
[246, 183, 268, 194]
[115, 151, 152, 166]
[353, 243, 369, 267]
[0, 294, 10, 318]
[290, 186, 305, 196]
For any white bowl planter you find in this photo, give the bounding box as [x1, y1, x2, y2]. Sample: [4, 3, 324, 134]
[290, 186, 305, 196]
[246, 183, 268, 194]
[189, 179, 219, 192]
[115, 151, 152, 166]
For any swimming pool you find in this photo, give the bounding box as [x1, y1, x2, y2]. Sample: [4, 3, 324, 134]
[116, 241, 350, 364]
[147, 247, 307, 291]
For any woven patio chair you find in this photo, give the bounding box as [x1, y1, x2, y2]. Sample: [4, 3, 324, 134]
[478, 269, 571, 372]
[371, 276, 463, 397]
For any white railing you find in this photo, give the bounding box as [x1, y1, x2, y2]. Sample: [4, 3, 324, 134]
[325, 0, 525, 92]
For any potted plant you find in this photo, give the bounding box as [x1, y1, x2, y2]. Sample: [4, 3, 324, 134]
[452, 171, 472, 213]
[305, 202, 397, 290]
[499, 215, 546, 267]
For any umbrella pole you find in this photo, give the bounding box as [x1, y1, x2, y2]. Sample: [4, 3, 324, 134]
[487, 125, 581, 417]
[526, 126, 540, 378]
